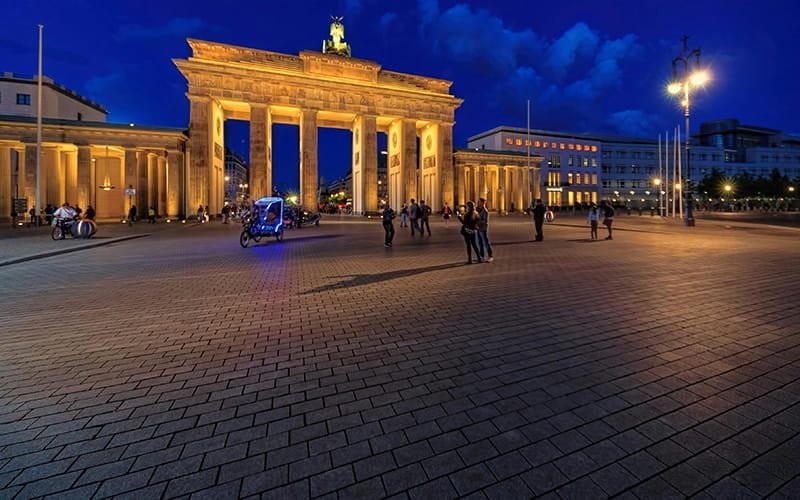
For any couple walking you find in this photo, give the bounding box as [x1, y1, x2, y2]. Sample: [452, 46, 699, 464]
[458, 198, 493, 264]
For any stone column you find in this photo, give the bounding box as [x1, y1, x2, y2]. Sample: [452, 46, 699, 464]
[497, 166, 506, 214]
[77, 146, 91, 212]
[299, 109, 318, 210]
[478, 165, 486, 203]
[533, 167, 542, 201]
[353, 114, 377, 213]
[435, 123, 453, 211]
[0, 146, 10, 222]
[456, 163, 466, 208]
[64, 150, 77, 206]
[24, 144, 37, 209]
[148, 153, 158, 212]
[124, 148, 137, 215]
[136, 151, 148, 215]
[515, 168, 524, 211]
[158, 155, 167, 216]
[188, 95, 211, 211]
[249, 103, 271, 201]
[401, 119, 417, 203]
[167, 150, 183, 217]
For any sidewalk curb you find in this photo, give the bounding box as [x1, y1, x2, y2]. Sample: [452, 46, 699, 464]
[0, 234, 150, 268]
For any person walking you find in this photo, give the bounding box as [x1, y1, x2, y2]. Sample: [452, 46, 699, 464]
[148, 206, 156, 224]
[601, 200, 615, 240]
[400, 203, 408, 228]
[587, 203, 599, 240]
[409, 198, 421, 236]
[85, 205, 96, 221]
[476, 197, 494, 262]
[128, 205, 137, 227]
[458, 201, 481, 264]
[442, 203, 452, 227]
[532, 199, 545, 241]
[197, 204, 204, 223]
[221, 204, 230, 224]
[418, 200, 432, 236]
[382, 204, 396, 247]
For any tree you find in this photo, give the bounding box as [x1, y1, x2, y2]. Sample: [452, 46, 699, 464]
[696, 168, 726, 198]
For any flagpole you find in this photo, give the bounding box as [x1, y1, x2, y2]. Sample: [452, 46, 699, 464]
[665, 130, 670, 217]
[678, 124, 683, 220]
[527, 99, 531, 208]
[658, 133, 662, 216]
[35, 24, 43, 224]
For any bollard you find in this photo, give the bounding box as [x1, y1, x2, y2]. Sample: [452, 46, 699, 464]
[71, 219, 97, 239]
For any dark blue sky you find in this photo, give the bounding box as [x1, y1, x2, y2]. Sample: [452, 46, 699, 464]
[4, 0, 798, 188]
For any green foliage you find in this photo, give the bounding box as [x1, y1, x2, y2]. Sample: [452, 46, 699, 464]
[697, 168, 793, 198]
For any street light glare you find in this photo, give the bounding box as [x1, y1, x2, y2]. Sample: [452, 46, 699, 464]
[667, 82, 682, 94]
[690, 70, 710, 86]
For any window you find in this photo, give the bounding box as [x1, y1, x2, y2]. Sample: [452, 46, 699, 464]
[617, 151, 627, 158]
[646, 167, 655, 175]
[617, 180, 626, 188]
[582, 157, 589, 167]
[17, 93, 31, 105]
[602, 165, 612, 174]
[583, 173, 589, 185]
[602, 180, 611, 188]
[616, 165, 626, 174]
[591, 157, 597, 167]
[646, 152, 655, 159]
[567, 172, 574, 185]
[568, 156, 574, 166]
[602, 151, 611, 159]
[631, 165, 641, 174]
[632, 180, 641, 188]
[548, 154, 561, 168]
[77, 112, 82, 121]
[515, 139, 522, 146]
[632, 152, 641, 159]
[505, 138, 513, 145]
[592, 174, 597, 184]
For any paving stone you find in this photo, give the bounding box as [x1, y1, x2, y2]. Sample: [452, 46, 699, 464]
[3, 219, 800, 499]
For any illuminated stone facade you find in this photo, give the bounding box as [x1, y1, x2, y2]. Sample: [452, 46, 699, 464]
[0, 116, 186, 222]
[453, 149, 543, 213]
[174, 39, 463, 214]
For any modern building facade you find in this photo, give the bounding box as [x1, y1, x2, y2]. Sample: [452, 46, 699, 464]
[467, 127, 599, 208]
[468, 121, 800, 209]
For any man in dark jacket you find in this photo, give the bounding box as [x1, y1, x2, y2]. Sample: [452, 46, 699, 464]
[382, 205, 395, 247]
[532, 199, 545, 241]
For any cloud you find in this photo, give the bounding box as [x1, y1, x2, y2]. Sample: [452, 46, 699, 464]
[545, 23, 598, 81]
[115, 17, 222, 42]
[607, 109, 661, 136]
[418, 1, 541, 76]
[378, 12, 398, 32]
[417, 2, 646, 133]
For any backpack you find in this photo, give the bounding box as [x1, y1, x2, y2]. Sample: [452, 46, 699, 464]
[604, 205, 615, 218]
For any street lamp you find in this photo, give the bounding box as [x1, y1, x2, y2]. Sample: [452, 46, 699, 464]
[667, 35, 709, 227]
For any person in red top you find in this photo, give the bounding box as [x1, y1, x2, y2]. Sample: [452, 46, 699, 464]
[442, 203, 452, 228]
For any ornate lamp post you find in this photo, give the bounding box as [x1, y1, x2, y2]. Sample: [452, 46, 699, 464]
[667, 35, 709, 227]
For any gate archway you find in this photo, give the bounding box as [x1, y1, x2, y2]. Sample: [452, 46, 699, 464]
[174, 36, 462, 214]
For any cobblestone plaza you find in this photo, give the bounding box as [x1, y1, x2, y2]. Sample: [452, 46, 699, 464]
[1, 215, 800, 498]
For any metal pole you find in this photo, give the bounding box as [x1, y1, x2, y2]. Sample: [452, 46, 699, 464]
[658, 134, 662, 216]
[35, 24, 43, 224]
[527, 100, 531, 208]
[684, 83, 695, 225]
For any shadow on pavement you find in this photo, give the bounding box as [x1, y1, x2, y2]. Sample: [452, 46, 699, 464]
[303, 262, 463, 294]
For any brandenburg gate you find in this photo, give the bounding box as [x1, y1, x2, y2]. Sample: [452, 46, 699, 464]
[174, 23, 463, 214]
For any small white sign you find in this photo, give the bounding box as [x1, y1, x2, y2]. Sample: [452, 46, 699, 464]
[124, 188, 136, 196]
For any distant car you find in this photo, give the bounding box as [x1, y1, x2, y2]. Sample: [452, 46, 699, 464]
[296, 208, 321, 227]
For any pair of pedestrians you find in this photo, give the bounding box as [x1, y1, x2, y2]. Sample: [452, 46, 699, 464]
[408, 199, 432, 237]
[458, 198, 493, 264]
[587, 202, 614, 240]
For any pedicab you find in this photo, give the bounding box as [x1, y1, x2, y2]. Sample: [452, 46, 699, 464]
[240, 197, 285, 248]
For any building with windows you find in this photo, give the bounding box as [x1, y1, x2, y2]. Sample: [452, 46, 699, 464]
[224, 147, 249, 204]
[0, 72, 107, 122]
[0, 72, 185, 222]
[468, 121, 800, 209]
[467, 127, 599, 208]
